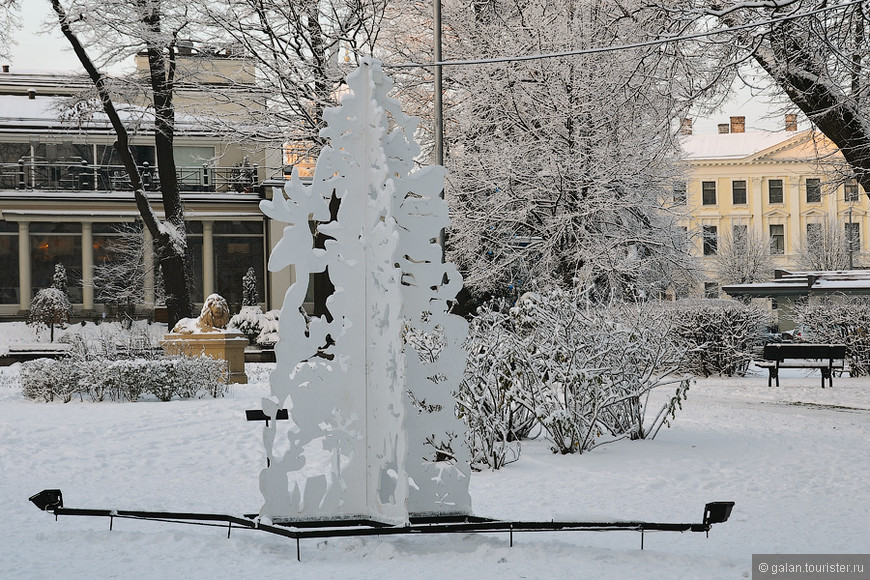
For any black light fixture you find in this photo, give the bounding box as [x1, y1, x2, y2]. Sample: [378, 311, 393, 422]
[703, 501, 735, 525]
[29, 489, 63, 512]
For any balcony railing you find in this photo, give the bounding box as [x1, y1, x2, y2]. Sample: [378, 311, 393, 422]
[0, 158, 276, 195]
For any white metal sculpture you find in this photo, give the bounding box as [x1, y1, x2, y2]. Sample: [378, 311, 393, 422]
[258, 59, 471, 524]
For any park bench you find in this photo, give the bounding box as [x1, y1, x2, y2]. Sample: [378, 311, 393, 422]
[758, 343, 847, 388]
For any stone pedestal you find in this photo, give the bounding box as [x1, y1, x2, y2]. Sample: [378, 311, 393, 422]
[161, 330, 249, 384]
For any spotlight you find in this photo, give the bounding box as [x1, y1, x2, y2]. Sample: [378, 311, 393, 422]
[29, 489, 63, 512]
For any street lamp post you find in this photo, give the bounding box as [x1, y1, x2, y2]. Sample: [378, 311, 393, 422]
[434, 0, 443, 166]
[848, 204, 854, 270]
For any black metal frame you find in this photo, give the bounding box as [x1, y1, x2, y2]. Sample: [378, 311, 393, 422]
[29, 489, 734, 561]
[761, 343, 847, 388]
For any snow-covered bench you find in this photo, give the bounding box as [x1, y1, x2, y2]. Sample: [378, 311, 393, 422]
[758, 343, 847, 388]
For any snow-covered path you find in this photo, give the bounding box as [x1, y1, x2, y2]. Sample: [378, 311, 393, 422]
[2, 364, 869, 579]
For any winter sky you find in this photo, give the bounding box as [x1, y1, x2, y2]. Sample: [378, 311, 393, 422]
[7, 2, 787, 134]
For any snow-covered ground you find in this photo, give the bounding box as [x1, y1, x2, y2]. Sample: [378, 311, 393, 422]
[1, 322, 868, 579]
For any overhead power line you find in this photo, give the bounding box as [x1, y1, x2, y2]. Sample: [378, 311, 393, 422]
[386, 0, 864, 69]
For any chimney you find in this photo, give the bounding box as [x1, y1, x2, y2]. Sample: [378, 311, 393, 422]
[679, 118, 693, 135]
[785, 113, 797, 131]
[2, 64, 9, 73]
[27, 88, 36, 100]
[717, 123, 730, 134]
[730, 116, 745, 133]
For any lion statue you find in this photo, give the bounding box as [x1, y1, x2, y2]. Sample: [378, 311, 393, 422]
[170, 293, 231, 333]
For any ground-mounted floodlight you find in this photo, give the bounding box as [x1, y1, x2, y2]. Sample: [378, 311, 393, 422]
[29, 489, 63, 512]
[703, 501, 735, 525]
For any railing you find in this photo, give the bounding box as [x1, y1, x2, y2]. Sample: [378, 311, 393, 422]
[0, 158, 280, 195]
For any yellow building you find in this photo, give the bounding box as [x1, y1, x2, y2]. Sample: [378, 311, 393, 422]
[680, 115, 868, 297]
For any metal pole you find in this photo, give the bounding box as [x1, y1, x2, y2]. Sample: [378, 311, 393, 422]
[434, 0, 446, 256]
[434, 0, 443, 167]
[849, 205, 854, 270]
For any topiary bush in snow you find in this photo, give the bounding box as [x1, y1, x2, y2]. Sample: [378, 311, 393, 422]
[242, 267, 259, 307]
[459, 288, 692, 468]
[21, 354, 228, 403]
[28, 288, 72, 342]
[52, 263, 68, 295]
[665, 299, 770, 377]
[793, 297, 870, 376]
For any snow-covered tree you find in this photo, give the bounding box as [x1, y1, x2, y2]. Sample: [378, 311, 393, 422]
[93, 223, 162, 320]
[714, 227, 774, 286]
[37, 0, 194, 327]
[0, 2, 18, 59]
[796, 218, 855, 271]
[51, 263, 68, 296]
[229, 267, 264, 343]
[28, 288, 72, 342]
[242, 267, 258, 307]
[189, 0, 388, 160]
[442, 0, 698, 304]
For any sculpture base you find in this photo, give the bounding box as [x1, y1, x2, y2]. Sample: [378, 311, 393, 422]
[161, 331, 248, 384]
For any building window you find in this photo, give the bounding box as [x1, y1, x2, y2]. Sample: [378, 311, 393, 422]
[806, 178, 822, 203]
[213, 220, 266, 309]
[732, 224, 748, 247]
[769, 224, 785, 254]
[675, 226, 689, 252]
[769, 179, 784, 204]
[703, 225, 718, 255]
[0, 221, 19, 304]
[806, 222, 822, 248]
[672, 182, 687, 205]
[702, 181, 717, 205]
[846, 223, 860, 253]
[845, 179, 860, 202]
[30, 222, 83, 303]
[704, 282, 719, 299]
[732, 180, 747, 205]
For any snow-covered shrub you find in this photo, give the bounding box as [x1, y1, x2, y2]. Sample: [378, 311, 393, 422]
[185, 355, 228, 398]
[793, 297, 870, 376]
[21, 355, 227, 403]
[459, 289, 692, 466]
[666, 299, 770, 377]
[229, 306, 266, 345]
[28, 288, 72, 342]
[20, 358, 58, 402]
[256, 309, 280, 347]
[458, 307, 536, 470]
[99, 360, 150, 402]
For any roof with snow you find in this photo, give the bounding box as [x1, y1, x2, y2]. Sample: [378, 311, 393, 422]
[722, 269, 870, 298]
[0, 93, 217, 136]
[680, 130, 814, 161]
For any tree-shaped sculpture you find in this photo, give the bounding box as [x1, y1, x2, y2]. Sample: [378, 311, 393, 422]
[258, 59, 471, 524]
